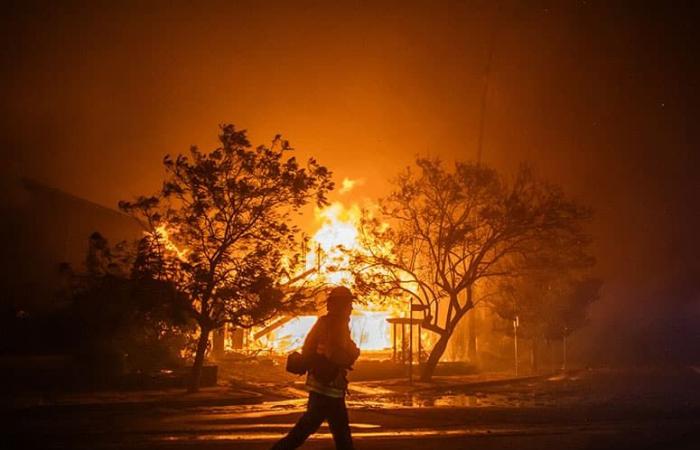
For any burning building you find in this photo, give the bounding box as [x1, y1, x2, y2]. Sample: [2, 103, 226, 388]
[213, 201, 406, 357]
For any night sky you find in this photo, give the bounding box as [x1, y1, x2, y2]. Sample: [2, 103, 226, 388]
[1, 0, 698, 362]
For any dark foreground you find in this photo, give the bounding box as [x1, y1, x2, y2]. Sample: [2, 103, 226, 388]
[4, 367, 699, 450]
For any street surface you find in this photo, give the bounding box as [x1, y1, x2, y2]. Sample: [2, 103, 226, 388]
[4, 367, 699, 449]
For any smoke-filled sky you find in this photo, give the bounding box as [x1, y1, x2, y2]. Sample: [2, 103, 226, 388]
[1, 1, 698, 361]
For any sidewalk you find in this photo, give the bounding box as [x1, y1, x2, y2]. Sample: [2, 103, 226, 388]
[3, 384, 264, 411]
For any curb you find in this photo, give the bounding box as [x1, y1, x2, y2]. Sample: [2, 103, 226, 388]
[410, 372, 557, 393]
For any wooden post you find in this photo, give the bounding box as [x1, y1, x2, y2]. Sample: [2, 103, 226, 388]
[409, 316, 413, 384]
[417, 324, 422, 365]
[401, 323, 406, 364]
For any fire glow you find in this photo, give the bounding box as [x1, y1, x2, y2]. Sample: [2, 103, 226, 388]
[261, 201, 400, 353]
[261, 311, 392, 352]
[148, 200, 405, 354]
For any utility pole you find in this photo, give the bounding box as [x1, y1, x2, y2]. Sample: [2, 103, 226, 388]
[468, 309, 478, 364]
[470, 4, 501, 364]
[562, 330, 568, 371]
[475, 1, 501, 166]
[476, 43, 495, 166]
[513, 315, 520, 376]
[409, 308, 413, 385]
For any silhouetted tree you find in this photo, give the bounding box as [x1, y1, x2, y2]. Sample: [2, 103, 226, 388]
[120, 124, 333, 391]
[68, 233, 194, 380]
[353, 158, 592, 381]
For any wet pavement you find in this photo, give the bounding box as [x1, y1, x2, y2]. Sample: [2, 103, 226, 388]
[4, 367, 700, 449]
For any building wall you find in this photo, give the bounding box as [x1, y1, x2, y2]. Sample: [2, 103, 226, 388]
[0, 178, 144, 312]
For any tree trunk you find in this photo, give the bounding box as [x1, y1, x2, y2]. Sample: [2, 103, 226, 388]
[189, 325, 211, 392]
[420, 332, 450, 382]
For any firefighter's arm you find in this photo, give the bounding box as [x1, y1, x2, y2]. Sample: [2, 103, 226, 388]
[328, 330, 360, 367]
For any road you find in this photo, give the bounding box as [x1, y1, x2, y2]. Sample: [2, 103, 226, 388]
[5, 367, 700, 449]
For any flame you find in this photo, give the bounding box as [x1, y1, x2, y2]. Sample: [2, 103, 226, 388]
[305, 202, 361, 284]
[260, 310, 393, 353]
[154, 224, 189, 259]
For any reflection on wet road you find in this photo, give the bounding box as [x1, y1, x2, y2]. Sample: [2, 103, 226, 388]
[155, 427, 539, 442]
[139, 386, 553, 444]
[6, 368, 700, 449]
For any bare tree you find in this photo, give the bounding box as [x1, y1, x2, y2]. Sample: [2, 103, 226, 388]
[353, 158, 592, 381]
[120, 124, 333, 391]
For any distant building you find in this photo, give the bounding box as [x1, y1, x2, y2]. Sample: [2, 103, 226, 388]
[0, 178, 143, 313]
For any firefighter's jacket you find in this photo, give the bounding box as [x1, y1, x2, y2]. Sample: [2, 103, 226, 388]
[302, 314, 360, 398]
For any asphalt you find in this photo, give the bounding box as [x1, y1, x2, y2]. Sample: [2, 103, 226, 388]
[4, 367, 700, 450]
